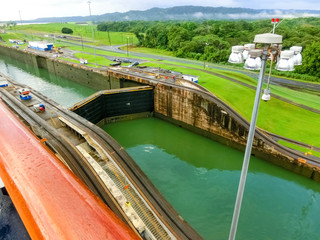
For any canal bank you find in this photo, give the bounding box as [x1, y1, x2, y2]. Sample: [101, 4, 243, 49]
[0, 44, 319, 181]
[0, 54, 96, 107]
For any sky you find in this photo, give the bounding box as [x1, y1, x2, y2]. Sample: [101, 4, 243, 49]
[1, 0, 320, 21]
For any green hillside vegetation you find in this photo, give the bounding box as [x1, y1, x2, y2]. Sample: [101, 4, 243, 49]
[98, 18, 320, 82]
[15, 6, 320, 23]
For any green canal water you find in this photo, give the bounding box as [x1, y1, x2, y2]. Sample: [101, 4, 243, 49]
[103, 118, 320, 240]
[0, 54, 96, 107]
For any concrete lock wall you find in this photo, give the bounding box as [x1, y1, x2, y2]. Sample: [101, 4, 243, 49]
[153, 83, 320, 181]
[154, 84, 249, 147]
[73, 87, 154, 124]
[0, 45, 141, 90]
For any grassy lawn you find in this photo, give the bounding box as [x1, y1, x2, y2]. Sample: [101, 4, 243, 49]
[143, 61, 320, 111]
[278, 140, 320, 158]
[60, 57, 97, 68]
[212, 69, 320, 110]
[120, 46, 174, 57]
[15, 23, 137, 46]
[0, 32, 29, 48]
[202, 74, 320, 147]
[74, 53, 114, 66]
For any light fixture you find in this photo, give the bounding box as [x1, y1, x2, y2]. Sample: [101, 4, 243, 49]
[262, 88, 271, 101]
[243, 44, 255, 60]
[228, 46, 244, 64]
[244, 49, 262, 70]
[276, 50, 295, 71]
[290, 46, 302, 65]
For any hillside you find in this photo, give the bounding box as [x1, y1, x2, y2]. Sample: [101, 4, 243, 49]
[28, 6, 320, 23]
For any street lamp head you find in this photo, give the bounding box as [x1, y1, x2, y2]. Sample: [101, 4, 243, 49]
[275, 50, 295, 71]
[261, 88, 271, 102]
[253, 33, 282, 45]
[244, 49, 262, 70]
[243, 44, 255, 60]
[228, 46, 245, 64]
[290, 46, 303, 65]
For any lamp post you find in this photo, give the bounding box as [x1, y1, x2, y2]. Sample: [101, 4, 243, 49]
[18, 10, 23, 26]
[228, 20, 302, 240]
[88, 1, 97, 66]
[127, 37, 129, 57]
[228, 33, 281, 240]
[204, 42, 209, 69]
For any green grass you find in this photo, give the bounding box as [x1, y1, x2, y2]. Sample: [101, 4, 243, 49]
[212, 70, 320, 110]
[270, 85, 320, 110]
[15, 23, 137, 46]
[278, 140, 320, 158]
[60, 57, 97, 68]
[147, 61, 320, 111]
[0, 32, 29, 48]
[74, 53, 113, 66]
[120, 46, 174, 57]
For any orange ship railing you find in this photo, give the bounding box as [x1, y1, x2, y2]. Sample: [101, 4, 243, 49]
[0, 100, 140, 240]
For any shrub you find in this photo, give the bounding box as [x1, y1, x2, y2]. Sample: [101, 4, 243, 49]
[61, 27, 73, 34]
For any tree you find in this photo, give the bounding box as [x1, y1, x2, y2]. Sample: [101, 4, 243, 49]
[61, 27, 73, 34]
[144, 24, 168, 48]
[167, 26, 191, 51]
[295, 42, 320, 78]
[134, 31, 145, 46]
[6, 21, 16, 30]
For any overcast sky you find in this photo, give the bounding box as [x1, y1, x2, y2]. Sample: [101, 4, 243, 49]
[1, 0, 320, 21]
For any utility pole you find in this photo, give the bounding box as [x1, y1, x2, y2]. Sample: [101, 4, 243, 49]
[107, 31, 111, 45]
[88, 1, 97, 66]
[127, 37, 129, 57]
[204, 43, 209, 69]
[18, 11, 23, 26]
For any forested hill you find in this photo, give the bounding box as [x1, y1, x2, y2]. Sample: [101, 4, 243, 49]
[98, 17, 320, 82]
[32, 6, 320, 23]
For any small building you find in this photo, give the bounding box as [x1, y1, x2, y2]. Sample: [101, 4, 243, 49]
[28, 41, 53, 51]
[9, 39, 24, 44]
[9, 39, 19, 43]
[182, 74, 199, 83]
[0, 76, 8, 87]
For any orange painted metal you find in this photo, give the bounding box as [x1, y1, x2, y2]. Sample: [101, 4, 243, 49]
[0, 100, 140, 240]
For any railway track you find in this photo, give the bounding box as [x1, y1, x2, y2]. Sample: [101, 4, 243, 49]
[0, 86, 137, 233]
[0, 77, 202, 240]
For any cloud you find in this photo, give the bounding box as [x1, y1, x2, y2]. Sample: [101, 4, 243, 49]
[0, 0, 320, 21]
[193, 12, 205, 18]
